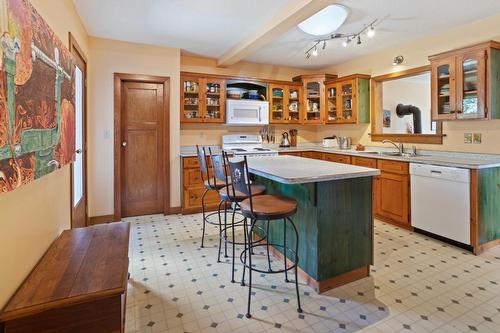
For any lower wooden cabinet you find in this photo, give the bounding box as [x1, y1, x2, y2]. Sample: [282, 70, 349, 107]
[373, 159, 410, 226]
[374, 172, 410, 225]
[182, 156, 220, 214]
[301, 151, 323, 160]
[323, 153, 351, 164]
[351, 156, 378, 168]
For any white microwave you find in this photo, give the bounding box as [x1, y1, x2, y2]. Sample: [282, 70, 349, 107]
[226, 99, 269, 126]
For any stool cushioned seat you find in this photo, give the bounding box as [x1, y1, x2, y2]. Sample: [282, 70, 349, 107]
[219, 184, 266, 202]
[239, 195, 297, 220]
[204, 177, 231, 190]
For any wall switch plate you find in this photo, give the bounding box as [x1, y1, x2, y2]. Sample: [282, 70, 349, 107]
[464, 133, 473, 144]
[473, 133, 482, 144]
[104, 129, 112, 139]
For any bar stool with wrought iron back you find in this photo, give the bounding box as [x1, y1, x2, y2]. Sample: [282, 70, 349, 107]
[209, 150, 266, 282]
[196, 145, 226, 248]
[227, 156, 302, 318]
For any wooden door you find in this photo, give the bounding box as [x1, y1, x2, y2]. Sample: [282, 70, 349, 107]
[121, 82, 165, 217]
[456, 49, 487, 119]
[431, 57, 457, 120]
[70, 34, 88, 229]
[375, 172, 409, 225]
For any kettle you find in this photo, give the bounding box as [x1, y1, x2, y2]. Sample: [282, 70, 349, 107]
[279, 132, 291, 148]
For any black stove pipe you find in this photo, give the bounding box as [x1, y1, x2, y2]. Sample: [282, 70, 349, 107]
[396, 104, 422, 134]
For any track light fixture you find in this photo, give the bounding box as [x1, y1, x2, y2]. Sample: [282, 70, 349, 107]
[304, 19, 378, 59]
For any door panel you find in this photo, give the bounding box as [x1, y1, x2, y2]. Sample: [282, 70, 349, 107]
[456, 50, 486, 119]
[121, 82, 165, 217]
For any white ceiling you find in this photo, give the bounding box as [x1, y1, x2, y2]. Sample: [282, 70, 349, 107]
[72, 0, 289, 58]
[74, 0, 500, 69]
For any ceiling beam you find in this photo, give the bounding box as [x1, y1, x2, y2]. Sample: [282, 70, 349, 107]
[217, 0, 336, 67]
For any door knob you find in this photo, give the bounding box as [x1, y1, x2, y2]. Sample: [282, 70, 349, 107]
[75, 149, 82, 154]
[122, 141, 127, 147]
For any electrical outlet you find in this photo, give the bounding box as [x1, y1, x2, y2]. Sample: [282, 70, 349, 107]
[464, 133, 473, 144]
[473, 133, 482, 144]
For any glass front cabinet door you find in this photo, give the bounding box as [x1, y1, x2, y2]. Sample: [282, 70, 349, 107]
[287, 86, 301, 123]
[270, 85, 286, 123]
[303, 80, 323, 124]
[431, 58, 456, 120]
[203, 78, 225, 123]
[456, 50, 486, 120]
[326, 83, 338, 122]
[181, 76, 203, 122]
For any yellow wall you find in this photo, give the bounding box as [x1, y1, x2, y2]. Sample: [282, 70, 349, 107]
[0, 0, 89, 309]
[87, 37, 181, 216]
[317, 13, 500, 154]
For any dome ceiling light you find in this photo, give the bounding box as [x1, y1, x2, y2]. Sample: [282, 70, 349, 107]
[304, 19, 378, 59]
[297, 4, 349, 36]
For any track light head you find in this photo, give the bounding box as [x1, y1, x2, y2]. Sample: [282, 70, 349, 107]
[312, 47, 318, 56]
[357, 35, 362, 45]
[322, 41, 326, 50]
[367, 25, 375, 38]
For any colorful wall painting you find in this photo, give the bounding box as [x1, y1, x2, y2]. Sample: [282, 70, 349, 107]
[0, 0, 75, 194]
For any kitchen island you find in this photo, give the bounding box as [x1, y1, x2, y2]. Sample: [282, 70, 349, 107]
[246, 155, 380, 293]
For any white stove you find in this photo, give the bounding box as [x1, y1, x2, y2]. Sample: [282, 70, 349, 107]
[222, 134, 278, 157]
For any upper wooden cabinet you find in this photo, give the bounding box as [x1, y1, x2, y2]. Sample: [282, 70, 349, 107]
[269, 84, 302, 124]
[181, 74, 226, 123]
[293, 74, 337, 124]
[429, 41, 500, 121]
[324, 74, 370, 124]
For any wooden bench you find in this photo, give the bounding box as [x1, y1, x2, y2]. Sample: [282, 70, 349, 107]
[0, 222, 130, 333]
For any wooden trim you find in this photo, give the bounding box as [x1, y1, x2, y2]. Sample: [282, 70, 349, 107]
[370, 133, 445, 144]
[264, 241, 369, 293]
[429, 40, 500, 61]
[470, 169, 479, 253]
[375, 215, 414, 231]
[475, 239, 500, 255]
[88, 215, 115, 226]
[370, 65, 444, 145]
[68, 32, 88, 63]
[168, 206, 182, 214]
[69, 32, 88, 229]
[292, 73, 337, 82]
[180, 71, 303, 86]
[371, 65, 431, 82]
[324, 73, 371, 85]
[114, 73, 171, 221]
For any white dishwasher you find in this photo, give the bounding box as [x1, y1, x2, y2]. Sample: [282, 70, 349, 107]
[410, 163, 470, 245]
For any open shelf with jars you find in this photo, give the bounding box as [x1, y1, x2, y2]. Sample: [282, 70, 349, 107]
[430, 41, 500, 121]
[324, 74, 371, 124]
[181, 74, 225, 123]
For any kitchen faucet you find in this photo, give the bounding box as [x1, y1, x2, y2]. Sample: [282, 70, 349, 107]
[382, 140, 404, 155]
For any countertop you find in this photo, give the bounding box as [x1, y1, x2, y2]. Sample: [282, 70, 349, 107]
[246, 155, 380, 184]
[180, 144, 500, 170]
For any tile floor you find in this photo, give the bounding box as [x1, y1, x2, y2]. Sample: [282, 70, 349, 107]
[124, 213, 500, 333]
